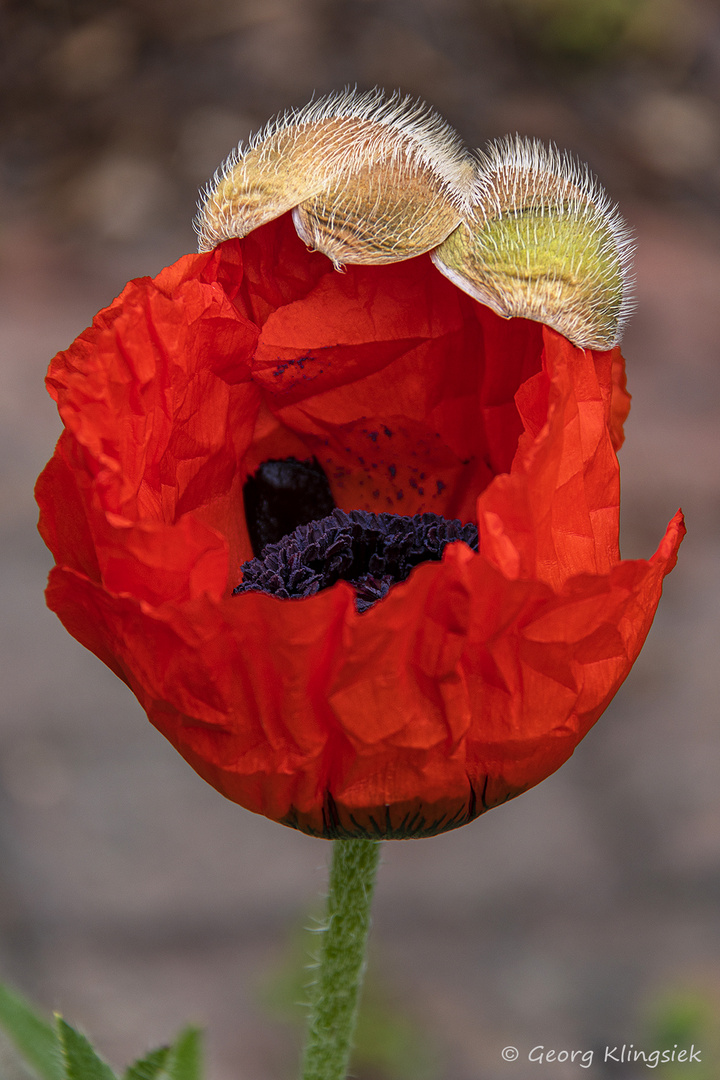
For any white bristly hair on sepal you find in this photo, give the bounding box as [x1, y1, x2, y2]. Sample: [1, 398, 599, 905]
[193, 86, 476, 263]
[432, 135, 635, 349]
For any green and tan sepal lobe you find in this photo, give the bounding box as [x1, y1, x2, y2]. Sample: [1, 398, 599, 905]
[195, 88, 475, 266]
[432, 136, 634, 349]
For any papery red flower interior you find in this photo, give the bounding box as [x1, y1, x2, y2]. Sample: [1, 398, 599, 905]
[36, 214, 684, 838]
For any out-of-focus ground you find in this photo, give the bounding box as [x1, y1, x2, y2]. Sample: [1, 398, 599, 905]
[1, 1, 719, 1078]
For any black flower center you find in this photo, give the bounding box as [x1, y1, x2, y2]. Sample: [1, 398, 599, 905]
[238, 459, 478, 612]
[242, 456, 337, 556]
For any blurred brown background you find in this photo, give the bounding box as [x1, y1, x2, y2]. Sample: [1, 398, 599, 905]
[1, 1, 720, 1078]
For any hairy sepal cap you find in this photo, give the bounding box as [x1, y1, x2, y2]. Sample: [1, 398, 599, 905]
[195, 87, 475, 266]
[195, 92, 634, 350]
[431, 136, 635, 349]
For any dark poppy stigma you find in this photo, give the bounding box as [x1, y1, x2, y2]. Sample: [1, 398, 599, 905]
[235, 507, 479, 613]
[243, 456, 337, 556]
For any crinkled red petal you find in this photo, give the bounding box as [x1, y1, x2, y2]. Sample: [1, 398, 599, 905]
[37, 214, 685, 838]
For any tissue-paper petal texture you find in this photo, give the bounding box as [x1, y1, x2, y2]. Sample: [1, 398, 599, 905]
[36, 214, 684, 838]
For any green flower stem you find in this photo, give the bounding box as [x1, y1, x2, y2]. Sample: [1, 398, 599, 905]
[300, 837, 382, 1080]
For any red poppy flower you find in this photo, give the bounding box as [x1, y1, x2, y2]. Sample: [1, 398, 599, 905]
[36, 210, 684, 839]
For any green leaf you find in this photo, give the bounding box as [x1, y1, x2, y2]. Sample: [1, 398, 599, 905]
[56, 1017, 117, 1080]
[123, 1046, 171, 1080]
[162, 1028, 202, 1080]
[0, 982, 63, 1080]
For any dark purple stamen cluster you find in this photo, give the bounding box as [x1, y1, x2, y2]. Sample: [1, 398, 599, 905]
[235, 508, 479, 613]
